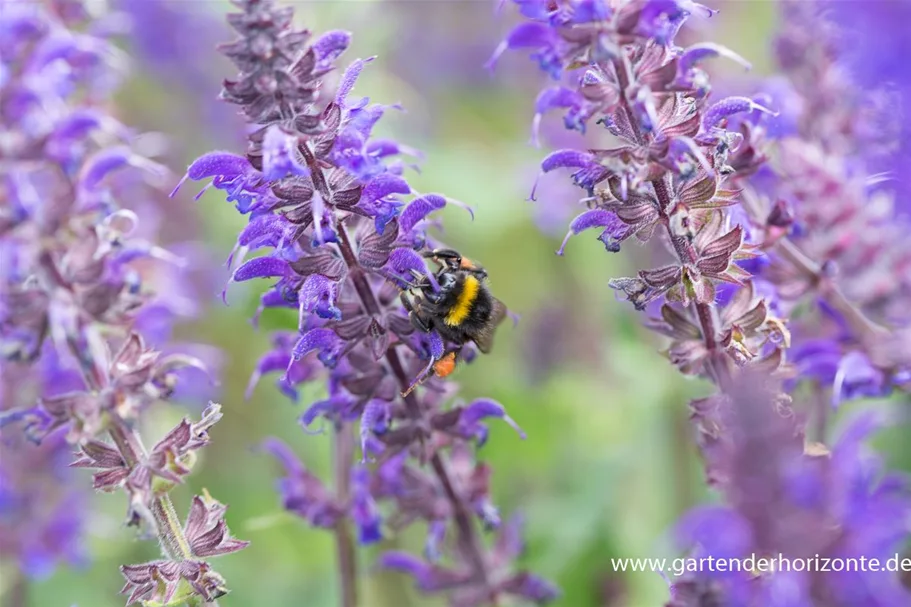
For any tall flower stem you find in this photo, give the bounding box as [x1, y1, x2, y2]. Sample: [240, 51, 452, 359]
[332, 424, 358, 607]
[300, 141, 491, 585]
[107, 421, 194, 561]
[8, 572, 26, 607]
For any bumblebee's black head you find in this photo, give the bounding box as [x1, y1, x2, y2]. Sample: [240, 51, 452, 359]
[423, 248, 487, 280]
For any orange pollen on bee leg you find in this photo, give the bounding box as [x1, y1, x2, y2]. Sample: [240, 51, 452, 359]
[460, 257, 475, 270]
[432, 352, 458, 378]
[444, 275, 479, 326]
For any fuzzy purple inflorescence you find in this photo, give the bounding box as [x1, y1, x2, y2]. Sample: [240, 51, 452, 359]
[671, 374, 911, 606]
[491, 1, 911, 604]
[177, 0, 556, 605]
[0, 347, 87, 581]
[490, 0, 783, 389]
[733, 0, 911, 408]
[0, 1, 246, 603]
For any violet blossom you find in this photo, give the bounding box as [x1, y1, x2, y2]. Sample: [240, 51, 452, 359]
[0, 348, 87, 582]
[490, 1, 911, 605]
[733, 0, 911, 409]
[177, 0, 557, 605]
[490, 0, 784, 390]
[0, 1, 246, 604]
[671, 373, 911, 606]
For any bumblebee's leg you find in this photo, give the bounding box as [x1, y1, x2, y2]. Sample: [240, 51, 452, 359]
[402, 349, 460, 397]
[401, 357, 435, 397]
[400, 292, 433, 333]
[399, 291, 415, 313]
[409, 311, 432, 333]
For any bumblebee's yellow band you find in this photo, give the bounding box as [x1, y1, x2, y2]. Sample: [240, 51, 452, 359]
[444, 275, 479, 326]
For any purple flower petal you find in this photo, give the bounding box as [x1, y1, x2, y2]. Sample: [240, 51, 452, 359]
[299, 399, 335, 430]
[311, 29, 351, 65]
[237, 214, 289, 250]
[350, 466, 382, 544]
[460, 398, 526, 444]
[232, 256, 290, 282]
[678, 42, 751, 75]
[336, 56, 375, 107]
[359, 399, 390, 462]
[291, 327, 342, 367]
[399, 194, 446, 234]
[385, 248, 439, 291]
[557, 209, 631, 255]
[185, 151, 251, 181]
[298, 274, 341, 321]
[360, 174, 411, 204]
[541, 149, 596, 173]
[832, 351, 887, 408]
[532, 87, 584, 146]
[702, 96, 777, 130]
[262, 126, 309, 181]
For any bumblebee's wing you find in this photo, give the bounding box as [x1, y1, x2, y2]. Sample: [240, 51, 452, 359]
[472, 297, 508, 354]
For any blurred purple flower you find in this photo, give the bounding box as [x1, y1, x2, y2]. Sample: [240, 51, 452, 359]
[677, 375, 911, 606]
[824, 0, 911, 215]
[0, 2, 245, 603]
[0, 356, 87, 581]
[115, 0, 244, 147]
[730, 0, 911, 405]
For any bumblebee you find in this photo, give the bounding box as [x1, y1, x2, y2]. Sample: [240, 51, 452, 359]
[399, 248, 507, 395]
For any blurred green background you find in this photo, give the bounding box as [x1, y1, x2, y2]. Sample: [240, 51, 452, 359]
[14, 1, 901, 606]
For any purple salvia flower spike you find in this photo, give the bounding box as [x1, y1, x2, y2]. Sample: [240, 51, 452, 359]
[186, 0, 557, 603]
[492, 1, 911, 603]
[0, 3, 245, 600]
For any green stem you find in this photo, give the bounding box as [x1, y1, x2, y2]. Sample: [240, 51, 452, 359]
[333, 424, 358, 607]
[7, 571, 26, 607]
[107, 419, 194, 561]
